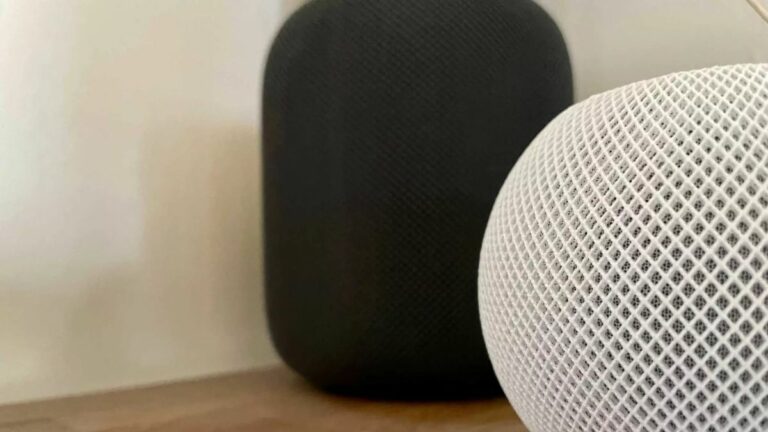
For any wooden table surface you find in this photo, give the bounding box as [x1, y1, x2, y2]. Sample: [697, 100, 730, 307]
[0, 367, 527, 431]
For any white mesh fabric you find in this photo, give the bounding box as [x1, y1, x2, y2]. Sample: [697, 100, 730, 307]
[479, 64, 768, 432]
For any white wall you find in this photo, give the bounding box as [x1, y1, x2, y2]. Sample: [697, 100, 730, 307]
[536, 0, 768, 100]
[0, 0, 293, 404]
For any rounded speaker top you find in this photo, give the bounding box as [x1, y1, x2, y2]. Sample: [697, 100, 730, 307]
[480, 64, 768, 430]
[264, 0, 573, 398]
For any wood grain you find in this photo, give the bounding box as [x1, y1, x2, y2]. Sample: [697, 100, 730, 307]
[0, 367, 527, 431]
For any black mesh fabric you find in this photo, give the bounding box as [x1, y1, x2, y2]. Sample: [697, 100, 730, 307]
[263, 0, 573, 399]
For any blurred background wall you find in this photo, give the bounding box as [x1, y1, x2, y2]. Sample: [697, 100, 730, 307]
[1, 0, 767, 405]
[0, 0, 302, 404]
[536, 0, 768, 100]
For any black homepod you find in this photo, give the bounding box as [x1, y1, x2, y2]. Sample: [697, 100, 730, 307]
[262, 0, 573, 399]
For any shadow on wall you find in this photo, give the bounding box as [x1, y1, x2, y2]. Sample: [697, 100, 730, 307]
[63, 266, 144, 390]
[0, 126, 270, 403]
[282, 0, 308, 14]
[140, 124, 267, 375]
[0, 0, 280, 404]
[535, 0, 768, 100]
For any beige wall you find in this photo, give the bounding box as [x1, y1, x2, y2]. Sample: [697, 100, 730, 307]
[0, 0, 293, 404]
[536, 0, 768, 100]
[3, 0, 767, 406]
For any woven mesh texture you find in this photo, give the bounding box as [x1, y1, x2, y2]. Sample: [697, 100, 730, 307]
[264, 0, 572, 398]
[479, 64, 768, 431]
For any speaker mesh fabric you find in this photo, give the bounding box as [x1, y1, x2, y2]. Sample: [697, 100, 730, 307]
[264, 0, 572, 398]
[479, 64, 768, 431]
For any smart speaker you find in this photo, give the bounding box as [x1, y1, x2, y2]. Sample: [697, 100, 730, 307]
[480, 64, 768, 431]
[263, 0, 573, 398]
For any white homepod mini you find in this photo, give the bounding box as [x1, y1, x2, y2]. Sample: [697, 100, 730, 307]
[479, 64, 768, 432]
